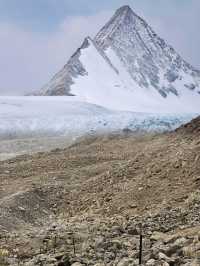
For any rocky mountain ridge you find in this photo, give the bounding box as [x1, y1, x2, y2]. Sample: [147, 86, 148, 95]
[37, 5, 200, 113]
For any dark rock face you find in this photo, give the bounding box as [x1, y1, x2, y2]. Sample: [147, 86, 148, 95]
[176, 116, 200, 134]
[39, 42, 88, 96]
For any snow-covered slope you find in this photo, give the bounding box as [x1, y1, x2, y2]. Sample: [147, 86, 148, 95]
[0, 97, 195, 140]
[37, 5, 200, 113]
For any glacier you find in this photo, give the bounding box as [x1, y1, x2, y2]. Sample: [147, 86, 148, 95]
[0, 96, 196, 140]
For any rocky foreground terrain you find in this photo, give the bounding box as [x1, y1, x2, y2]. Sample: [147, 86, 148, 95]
[0, 117, 200, 265]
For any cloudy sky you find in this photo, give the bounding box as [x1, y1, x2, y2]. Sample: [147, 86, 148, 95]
[0, 0, 199, 95]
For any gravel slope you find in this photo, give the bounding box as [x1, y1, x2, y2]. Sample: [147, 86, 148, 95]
[0, 117, 200, 265]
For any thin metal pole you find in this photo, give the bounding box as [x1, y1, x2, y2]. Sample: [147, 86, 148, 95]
[72, 234, 76, 255]
[139, 223, 143, 265]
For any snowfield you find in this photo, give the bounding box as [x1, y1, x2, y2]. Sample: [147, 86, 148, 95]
[71, 39, 200, 113]
[0, 96, 197, 140]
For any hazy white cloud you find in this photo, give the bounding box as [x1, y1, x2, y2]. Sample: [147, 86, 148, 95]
[0, 11, 111, 95]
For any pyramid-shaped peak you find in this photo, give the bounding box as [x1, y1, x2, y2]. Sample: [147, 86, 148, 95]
[95, 5, 142, 48]
[117, 5, 133, 13]
[115, 5, 138, 18]
[95, 4, 142, 41]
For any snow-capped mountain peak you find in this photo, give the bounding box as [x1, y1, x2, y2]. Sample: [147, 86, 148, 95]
[95, 5, 200, 99]
[117, 5, 132, 12]
[95, 5, 143, 49]
[36, 6, 200, 113]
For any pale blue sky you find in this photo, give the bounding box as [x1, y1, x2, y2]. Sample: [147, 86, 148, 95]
[0, 0, 190, 31]
[0, 0, 199, 94]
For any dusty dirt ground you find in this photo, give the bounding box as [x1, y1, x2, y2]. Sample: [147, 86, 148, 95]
[0, 130, 200, 228]
[0, 117, 200, 265]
